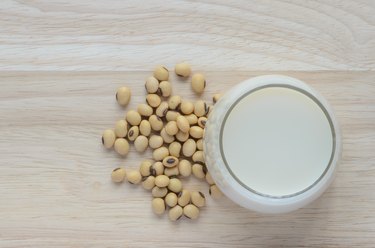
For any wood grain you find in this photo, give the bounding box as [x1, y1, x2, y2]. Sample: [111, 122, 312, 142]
[0, 71, 374, 247]
[0, 0, 374, 71]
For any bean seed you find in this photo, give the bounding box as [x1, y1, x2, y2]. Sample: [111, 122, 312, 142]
[102, 129, 116, 148]
[142, 175, 155, 190]
[176, 130, 189, 142]
[206, 105, 213, 117]
[127, 126, 139, 141]
[180, 100, 194, 115]
[156, 101, 169, 117]
[166, 110, 180, 122]
[178, 159, 192, 177]
[183, 204, 199, 219]
[191, 191, 206, 207]
[154, 66, 169, 81]
[145, 76, 159, 94]
[152, 186, 168, 198]
[111, 167, 126, 183]
[185, 114, 198, 125]
[152, 198, 166, 215]
[126, 170, 142, 184]
[155, 175, 170, 187]
[162, 156, 179, 168]
[139, 120, 151, 136]
[139, 160, 153, 177]
[149, 115, 163, 131]
[197, 117, 207, 128]
[149, 135, 163, 149]
[160, 128, 175, 143]
[205, 172, 215, 185]
[165, 192, 178, 207]
[126, 110, 141, 126]
[114, 138, 130, 156]
[192, 163, 206, 179]
[168, 95, 181, 110]
[114, 120, 128, 138]
[196, 139, 203, 151]
[151, 161, 164, 176]
[168, 178, 182, 193]
[169, 205, 183, 221]
[191, 73, 206, 94]
[175, 62, 191, 77]
[189, 126, 204, 139]
[116, 86, 131, 106]
[209, 184, 223, 199]
[177, 189, 191, 207]
[165, 121, 178, 136]
[192, 151, 205, 163]
[158, 81, 172, 97]
[146, 94, 161, 108]
[137, 104, 153, 117]
[164, 166, 179, 177]
[194, 100, 208, 117]
[134, 135, 148, 152]
[176, 115, 190, 133]
[213, 93, 222, 104]
[168, 142, 181, 157]
[182, 139, 196, 157]
[153, 147, 169, 161]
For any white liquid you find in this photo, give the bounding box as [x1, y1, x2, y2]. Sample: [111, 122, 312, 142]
[222, 87, 333, 197]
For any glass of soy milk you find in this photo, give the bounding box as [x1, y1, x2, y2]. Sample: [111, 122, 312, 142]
[204, 75, 341, 214]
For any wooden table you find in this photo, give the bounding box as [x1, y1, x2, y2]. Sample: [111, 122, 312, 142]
[0, 1, 374, 247]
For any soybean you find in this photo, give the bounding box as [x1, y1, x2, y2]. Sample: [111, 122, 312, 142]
[189, 126, 204, 139]
[177, 189, 191, 207]
[134, 135, 148, 152]
[192, 163, 206, 179]
[146, 94, 161, 108]
[163, 156, 179, 168]
[168, 142, 181, 158]
[149, 115, 163, 131]
[209, 184, 223, 199]
[145, 76, 159, 94]
[185, 114, 198, 125]
[166, 110, 180, 122]
[139, 120, 151, 137]
[192, 151, 205, 163]
[151, 161, 164, 176]
[197, 117, 207, 128]
[155, 175, 170, 187]
[191, 191, 206, 207]
[194, 100, 208, 117]
[126, 170, 142, 184]
[152, 198, 166, 215]
[114, 138, 130, 156]
[114, 120, 128, 138]
[155, 101, 169, 117]
[164, 166, 179, 177]
[169, 205, 183, 221]
[165, 121, 178, 136]
[176, 130, 189, 142]
[176, 115, 190, 133]
[116, 87, 131, 106]
[102, 129, 116, 148]
[137, 104, 153, 117]
[127, 126, 139, 141]
[213, 93, 222, 103]
[126, 110, 141, 126]
[178, 159, 192, 177]
[159, 81, 172, 97]
[153, 147, 169, 161]
[139, 160, 153, 177]
[168, 95, 181, 110]
[175, 62, 191, 77]
[142, 176, 155, 190]
[165, 192, 178, 207]
[191, 73, 206, 94]
[152, 186, 168, 198]
[154, 66, 169, 81]
[149, 135, 163, 149]
[196, 139, 203, 151]
[180, 100, 194, 115]
[205, 172, 215, 185]
[168, 178, 182, 193]
[160, 128, 175, 143]
[183, 204, 200, 219]
[182, 139, 196, 157]
[111, 167, 126, 183]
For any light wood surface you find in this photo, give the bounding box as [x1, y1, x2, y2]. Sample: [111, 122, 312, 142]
[0, 1, 375, 247]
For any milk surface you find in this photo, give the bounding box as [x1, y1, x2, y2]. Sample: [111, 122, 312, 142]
[222, 87, 333, 197]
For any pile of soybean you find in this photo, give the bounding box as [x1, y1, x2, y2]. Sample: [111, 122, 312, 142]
[102, 63, 223, 221]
